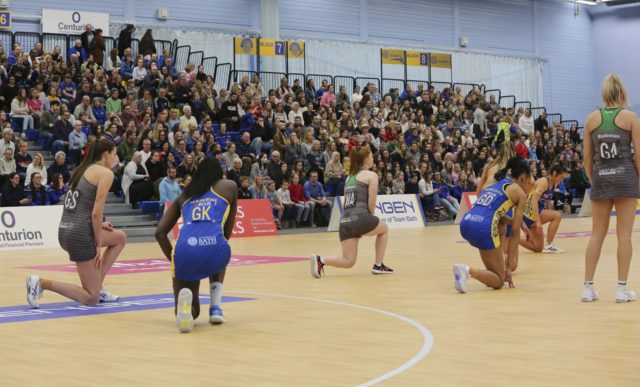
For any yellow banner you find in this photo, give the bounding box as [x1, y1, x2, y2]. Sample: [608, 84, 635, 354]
[287, 41, 305, 58]
[234, 37, 257, 55]
[406, 51, 429, 67]
[381, 49, 405, 65]
[430, 53, 452, 69]
[259, 39, 285, 56]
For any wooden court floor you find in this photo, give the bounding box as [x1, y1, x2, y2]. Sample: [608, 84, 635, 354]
[1, 217, 639, 386]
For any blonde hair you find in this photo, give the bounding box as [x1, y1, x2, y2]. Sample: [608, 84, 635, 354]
[601, 74, 628, 107]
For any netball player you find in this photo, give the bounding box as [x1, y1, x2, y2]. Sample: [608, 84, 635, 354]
[310, 146, 392, 278]
[155, 157, 237, 333]
[582, 74, 640, 303]
[453, 157, 535, 292]
[476, 141, 516, 193]
[26, 139, 127, 308]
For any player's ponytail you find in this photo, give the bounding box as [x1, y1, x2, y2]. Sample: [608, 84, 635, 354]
[69, 139, 115, 190]
[549, 156, 568, 176]
[493, 157, 531, 181]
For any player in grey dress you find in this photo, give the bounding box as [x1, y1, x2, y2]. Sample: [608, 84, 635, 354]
[26, 139, 127, 308]
[310, 146, 393, 278]
[582, 74, 640, 303]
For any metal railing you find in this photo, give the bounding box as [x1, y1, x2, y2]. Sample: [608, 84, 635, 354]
[214, 63, 232, 90]
[202, 56, 218, 78]
[382, 78, 406, 94]
[355, 77, 380, 93]
[188, 51, 204, 67]
[174, 45, 191, 73]
[334, 75, 355, 98]
[531, 107, 546, 119]
[499, 95, 516, 109]
[430, 81, 452, 92]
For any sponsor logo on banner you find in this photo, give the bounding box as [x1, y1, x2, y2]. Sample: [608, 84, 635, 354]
[381, 49, 405, 65]
[168, 199, 277, 239]
[19, 256, 307, 274]
[328, 194, 426, 231]
[430, 53, 452, 69]
[287, 41, 304, 58]
[259, 39, 285, 56]
[0, 206, 63, 250]
[234, 37, 257, 55]
[42, 9, 110, 36]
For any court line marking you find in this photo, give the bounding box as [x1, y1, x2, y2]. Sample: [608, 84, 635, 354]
[0, 284, 434, 385]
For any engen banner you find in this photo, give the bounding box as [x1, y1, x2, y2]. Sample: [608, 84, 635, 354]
[454, 192, 478, 225]
[327, 194, 426, 232]
[234, 37, 257, 55]
[0, 206, 63, 251]
[169, 198, 277, 239]
[42, 9, 110, 36]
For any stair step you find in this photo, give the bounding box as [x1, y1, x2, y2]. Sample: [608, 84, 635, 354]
[106, 196, 125, 203]
[112, 220, 159, 228]
[103, 207, 141, 215]
[120, 227, 158, 237]
[107, 214, 156, 222]
[124, 235, 159, 243]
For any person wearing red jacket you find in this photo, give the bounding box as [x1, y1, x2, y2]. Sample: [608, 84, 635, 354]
[515, 135, 530, 160]
[288, 172, 311, 226]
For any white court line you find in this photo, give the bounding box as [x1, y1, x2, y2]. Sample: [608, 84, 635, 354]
[1, 284, 434, 385]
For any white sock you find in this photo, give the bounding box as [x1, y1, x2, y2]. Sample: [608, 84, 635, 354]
[617, 281, 627, 291]
[210, 282, 223, 307]
[465, 265, 470, 277]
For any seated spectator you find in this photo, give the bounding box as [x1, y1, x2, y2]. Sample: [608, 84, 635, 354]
[288, 172, 311, 226]
[47, 151, 70, 184]
[11, 88, 35, 132]
[569, 159, 590, 198]
[159, 166, 181, 206]
[0, 147, 16, 184]
[25, 152, 47, 186]
[405, 172, 420, 194]
[324, 152, 345, 196]
[68, 121, 88, 166]
[14, 140, 32, 175]
[176, 153, 197, 180]
[304, 170, 333, 227]
[266, 179, 283, 229]
[238, 176, 252, 199]
[432, 171, 459, 218]
[25, 172, 50, 206]
[227, 158, 243, 185]
[146, 151, 164, 184]
[392, 171, 405, 194]
[122, 151, 154, 206]
[47, 173, 69, 205]
[68, 40, 86, 63]
[52, 110, 73, 155]
[276, 180, 297, 228]
[236, 132, 255, 160]
[0, 127, 15, 154]
[250, 154, 269, 184]
[285, 132, 304, 166]
[117, 130, 137, 164]
[249, 175, 268, 199]
[106, 88, 122, 116]
[1, 172, 30, 206]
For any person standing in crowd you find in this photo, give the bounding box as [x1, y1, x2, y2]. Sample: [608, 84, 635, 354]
[582, 74, 640, 303]
[139, 29, 156, 58]
[118, 24, 136, 58]
[155, 158, 238, 333]
[310, 146, 392, 278]
[26, 139, 126, 308]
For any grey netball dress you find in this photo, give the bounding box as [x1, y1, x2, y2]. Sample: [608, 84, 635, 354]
[590, 107, 639, 200]
[339, 172, 380, 241]
[58, 177, 98, 262]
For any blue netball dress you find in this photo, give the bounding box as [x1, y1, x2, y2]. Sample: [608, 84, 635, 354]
[460, 178, 515, 250]
[172, 188, 231, 281]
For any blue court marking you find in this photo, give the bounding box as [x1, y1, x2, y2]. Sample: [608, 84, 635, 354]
[0, 294, 254, 324]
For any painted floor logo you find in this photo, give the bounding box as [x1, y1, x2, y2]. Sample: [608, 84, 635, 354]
[0, 294, 254, 324]
[19, 255, 307, 275]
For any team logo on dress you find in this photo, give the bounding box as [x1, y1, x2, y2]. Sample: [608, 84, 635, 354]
[198, 236, 216, 246]
[240, 38, 254, 54]
[464, 213, 471, 220]
[187, 237, 198, 246]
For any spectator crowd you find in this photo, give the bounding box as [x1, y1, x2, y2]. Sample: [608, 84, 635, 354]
[0, 23, 589, 227]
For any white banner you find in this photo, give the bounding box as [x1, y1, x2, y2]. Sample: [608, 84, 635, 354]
[328, 194, 427, 232]
[42, 9, 110, 36]
[0, 206, 63, 251]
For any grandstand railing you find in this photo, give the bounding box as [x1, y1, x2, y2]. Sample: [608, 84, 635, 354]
[355, 77, 380, 93]
[547, 113, 563, 124]
[202, 56, 218, 79]
[514, 101, 531, 112]
[453, 83, 481, 96]
[406, 79, 429, 93]
[260, 71, 287, 98]
[431, 81, 452, 92]
[334, 75, 355, 97]
[188, 51, 204, 68]
[214, 63, 232, 90]
[499, 95, 516, 109]
[531, 107, 546, 119]
[306, 74, 333, 89]
[382, 78, 406, 94]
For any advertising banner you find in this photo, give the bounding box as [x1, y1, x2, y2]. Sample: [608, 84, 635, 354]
[234, 37, 257, 55]
[42, 9, 110, 36]
[454, 192, 478, 225]
[287, 41, 305, 58]
[259, 39, 285, 56]
[0, 206, 63, 251]
[381, 49, 405, 65]
[406, 51, 429, 67]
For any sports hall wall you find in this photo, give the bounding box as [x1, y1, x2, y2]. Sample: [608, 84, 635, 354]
[11, 0, 600, 121]
[591, 4, 640, 115]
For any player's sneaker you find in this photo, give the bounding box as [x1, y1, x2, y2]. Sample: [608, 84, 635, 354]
[615, 287, 637, 303]
[453, 264, 469, 293]
[372, 263, 394, 274]
[26, 275, 43, 308]
[543, 243, 564, 254]
[581, 285, 599, 302]
[99, 288, 120, 303]
[176, 288, 194, 333]
[209, 305, 225, 324]
[310, 254, 324, 278]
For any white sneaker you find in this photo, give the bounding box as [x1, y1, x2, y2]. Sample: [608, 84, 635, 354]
[26, 275, 43, 308]
[176, 288, 194, 333]
[453, 264, 469, 293]
[543, 243, 564, 254]
[615, 287, 637, 303]
[581, 285, 599, 302]
[99, 288, 120, 303]
[310, 254, 324, 278]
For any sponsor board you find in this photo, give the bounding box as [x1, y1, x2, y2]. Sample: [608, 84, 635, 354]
[259, 39, 285, 56]
[381, 48, 405, 65]
[287, 41, 304, 58]
[234, 37, 257, 55]
[0, 206, 62, 251]
[406, 51, 429, 67]
[42, 9, 110, 36]
[0, 294, 253, 324]
[327, 194, 426, 231]
[19, 255, 307, 274]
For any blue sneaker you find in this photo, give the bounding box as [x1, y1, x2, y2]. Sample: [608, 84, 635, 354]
[209, 305, 225, 324]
